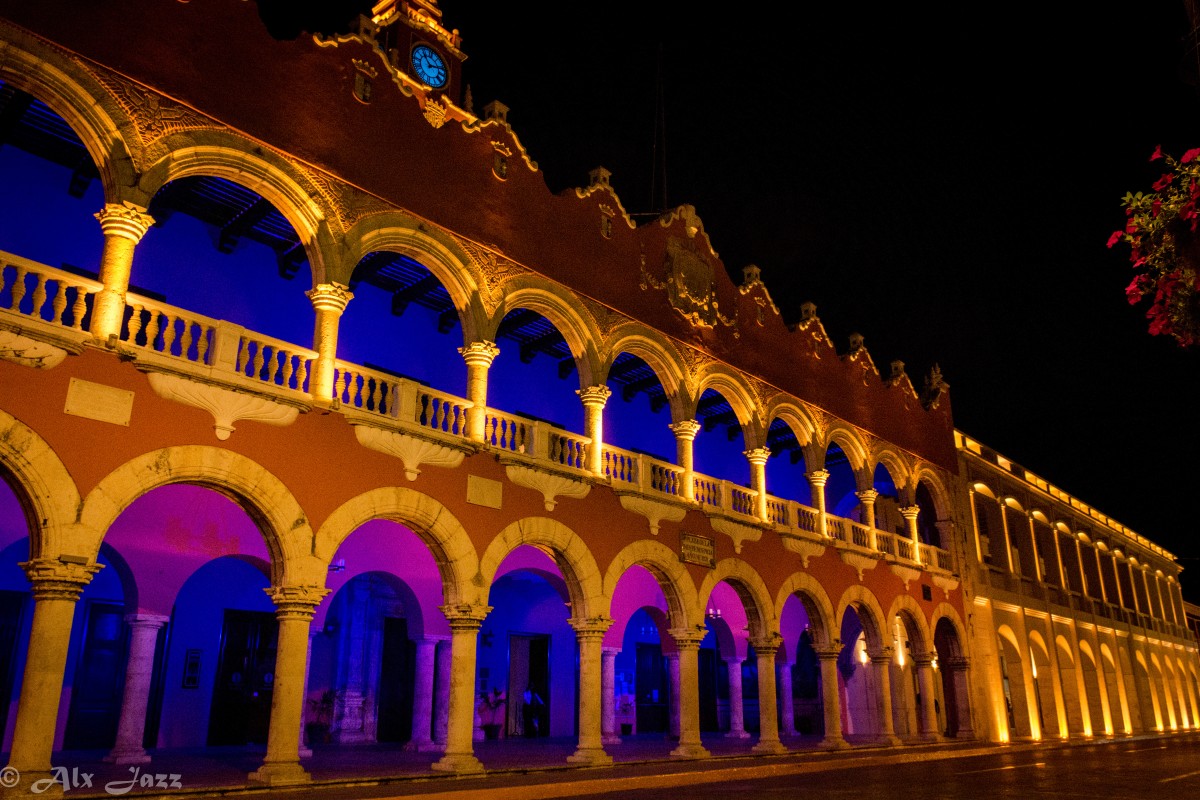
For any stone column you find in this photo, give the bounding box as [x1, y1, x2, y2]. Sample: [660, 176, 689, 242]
[745, 447, 771, 523]
[777, 657, 797, 737]
[306, 282, 353, 404]
[4, 559, 102, 795]
[431, 636, 451, 749]
[669, 420, 701, 502]
[945, 657, 975, 738]
[104, 613, 170, 765]
[568, 616, 614, 765]
[432, 604, 490, 775]
[856, 489, 879, 549]
[751, 634, 786, 754]
[249, 585, 327, 787]
[91, 202, 154, 342]
[869, 648, 901, 746]
[900, 505, 922, 564]
[405, 637, 439, 751]
[459, 341, 500, 442]
[725, 656, 750, 739]
[298, 632, 316, 759]
[668, 627, 711, 759]
[814, 641, 849, 749]
[666, 653, 682, 739]
[806, 469, 831, 539]
[577, 386, 612, 478]
[601, 646, 621, 744]
[914, 655, 943, 742]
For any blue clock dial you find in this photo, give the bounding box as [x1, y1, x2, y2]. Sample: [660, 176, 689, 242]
[411, 44, 448, 89]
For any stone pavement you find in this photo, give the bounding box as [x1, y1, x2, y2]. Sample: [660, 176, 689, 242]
[5, 732, 1178, 800]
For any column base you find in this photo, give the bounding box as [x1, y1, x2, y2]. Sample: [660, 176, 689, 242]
[669, 742, 711, 759]
[820, 735, 851, 751]
[298, 745, 312, 759]
[875, 733, 903, 747]
[2, 770, 64, 799]
[248, 761, 311, 787]
[601, 734, 622, 745]
[751, 738, 788, 755]
[920, 733, 945, 744]
[103, 748, 151, 765]
[567, 747, 613, 766]
[431, 752, 485, 775]
[725, 730, 752, 739]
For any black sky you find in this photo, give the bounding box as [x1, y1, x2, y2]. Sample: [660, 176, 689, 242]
[290, 2, 1200, 587]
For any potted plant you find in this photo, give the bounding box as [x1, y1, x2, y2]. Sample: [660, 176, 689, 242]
[1109, 145, 1200, 347]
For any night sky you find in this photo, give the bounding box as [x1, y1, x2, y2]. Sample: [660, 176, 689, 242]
[282, 3, 1200, 587]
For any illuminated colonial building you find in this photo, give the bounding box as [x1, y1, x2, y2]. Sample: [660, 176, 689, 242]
[0, 1, 1195, 793]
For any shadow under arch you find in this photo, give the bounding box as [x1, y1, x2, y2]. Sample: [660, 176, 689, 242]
[834, 583, 888, 650]
[697, 558, 777, 642]
[314, 486, 481, 609]
[602, 539, 699, 632]
[480, 517, 604, 620]
[78, 446, 313, 586]
[487, 279, 605, 388]
[773, 572, 836, 647]
[0, 408, 82, 560]
[887, 593, 933, 655]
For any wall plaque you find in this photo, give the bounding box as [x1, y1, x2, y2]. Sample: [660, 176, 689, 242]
[467, 475, 503, 509]
[680, 532, 715, 568]
[64, 378, 134, 426]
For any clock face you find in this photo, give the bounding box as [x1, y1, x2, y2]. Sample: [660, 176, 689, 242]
[411, 44, 448, 89]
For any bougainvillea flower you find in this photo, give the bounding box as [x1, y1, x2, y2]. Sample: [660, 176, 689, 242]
[1151, 145, 1164, 161]
[1153, 173, 1175, 191]
[1107, 230, 1124, 248]
[1183, 147, 1200, 163]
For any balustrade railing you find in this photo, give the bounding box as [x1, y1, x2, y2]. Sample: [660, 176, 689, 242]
[1, 254, 100, 332]
[1, 252, 962, 578]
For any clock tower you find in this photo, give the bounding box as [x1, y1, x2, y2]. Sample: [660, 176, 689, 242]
[369, 0, 465, 101]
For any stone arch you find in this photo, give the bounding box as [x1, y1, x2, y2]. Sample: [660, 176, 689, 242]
[761, 399, 817, 449]
[834, 584, 888, 650]
[691, 364, 761, 441]
[602, 539, 699, 631]
[78, 446, 314, 586]
[774, 572, 836, 647]
[912, 466, 955, 521]
[313, 486, 481, 608]
[929, 602, 969, 656]
[488, 281, 604, 388]
[343, 214, 488, 342]
[823, 425, 868, 473]
[603, 326, 687, 405]
[871, 448, 912, 494]
[480, 517, 604, 620]
[0, 409, 82, 559]
[887, 593, 933, 655]
[0, 31, 138, 201]
[697, 558, 777, 641]
[139, 136, 336, 283]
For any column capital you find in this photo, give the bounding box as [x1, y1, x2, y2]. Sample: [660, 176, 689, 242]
[124, 613, 170, 629]
[912, 653, 937, 668]
[856, 488, 879, 504]
[439, 603, 492, 631]
[743, 447, 771, 466]
[265, 585, 328, 618]
[669, 419, 701, 440]
[805, 469, 830, 487]
[458, 340, 500, 367]
[305, 282, 354, 313]
[899, 505, 921, 521]
[749, 631, 783, 653]
[21, 558, 103, 600]
[943, 656, 970, 671]
[576, 385, 612, 407]
[569, 615, 614, 640]
[812, 640, 843, 660]
[95, 202, 154, 242]
[868, 646, 894, 665]
[668, 625, 708, 650]
[601, 645, 622, 657]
